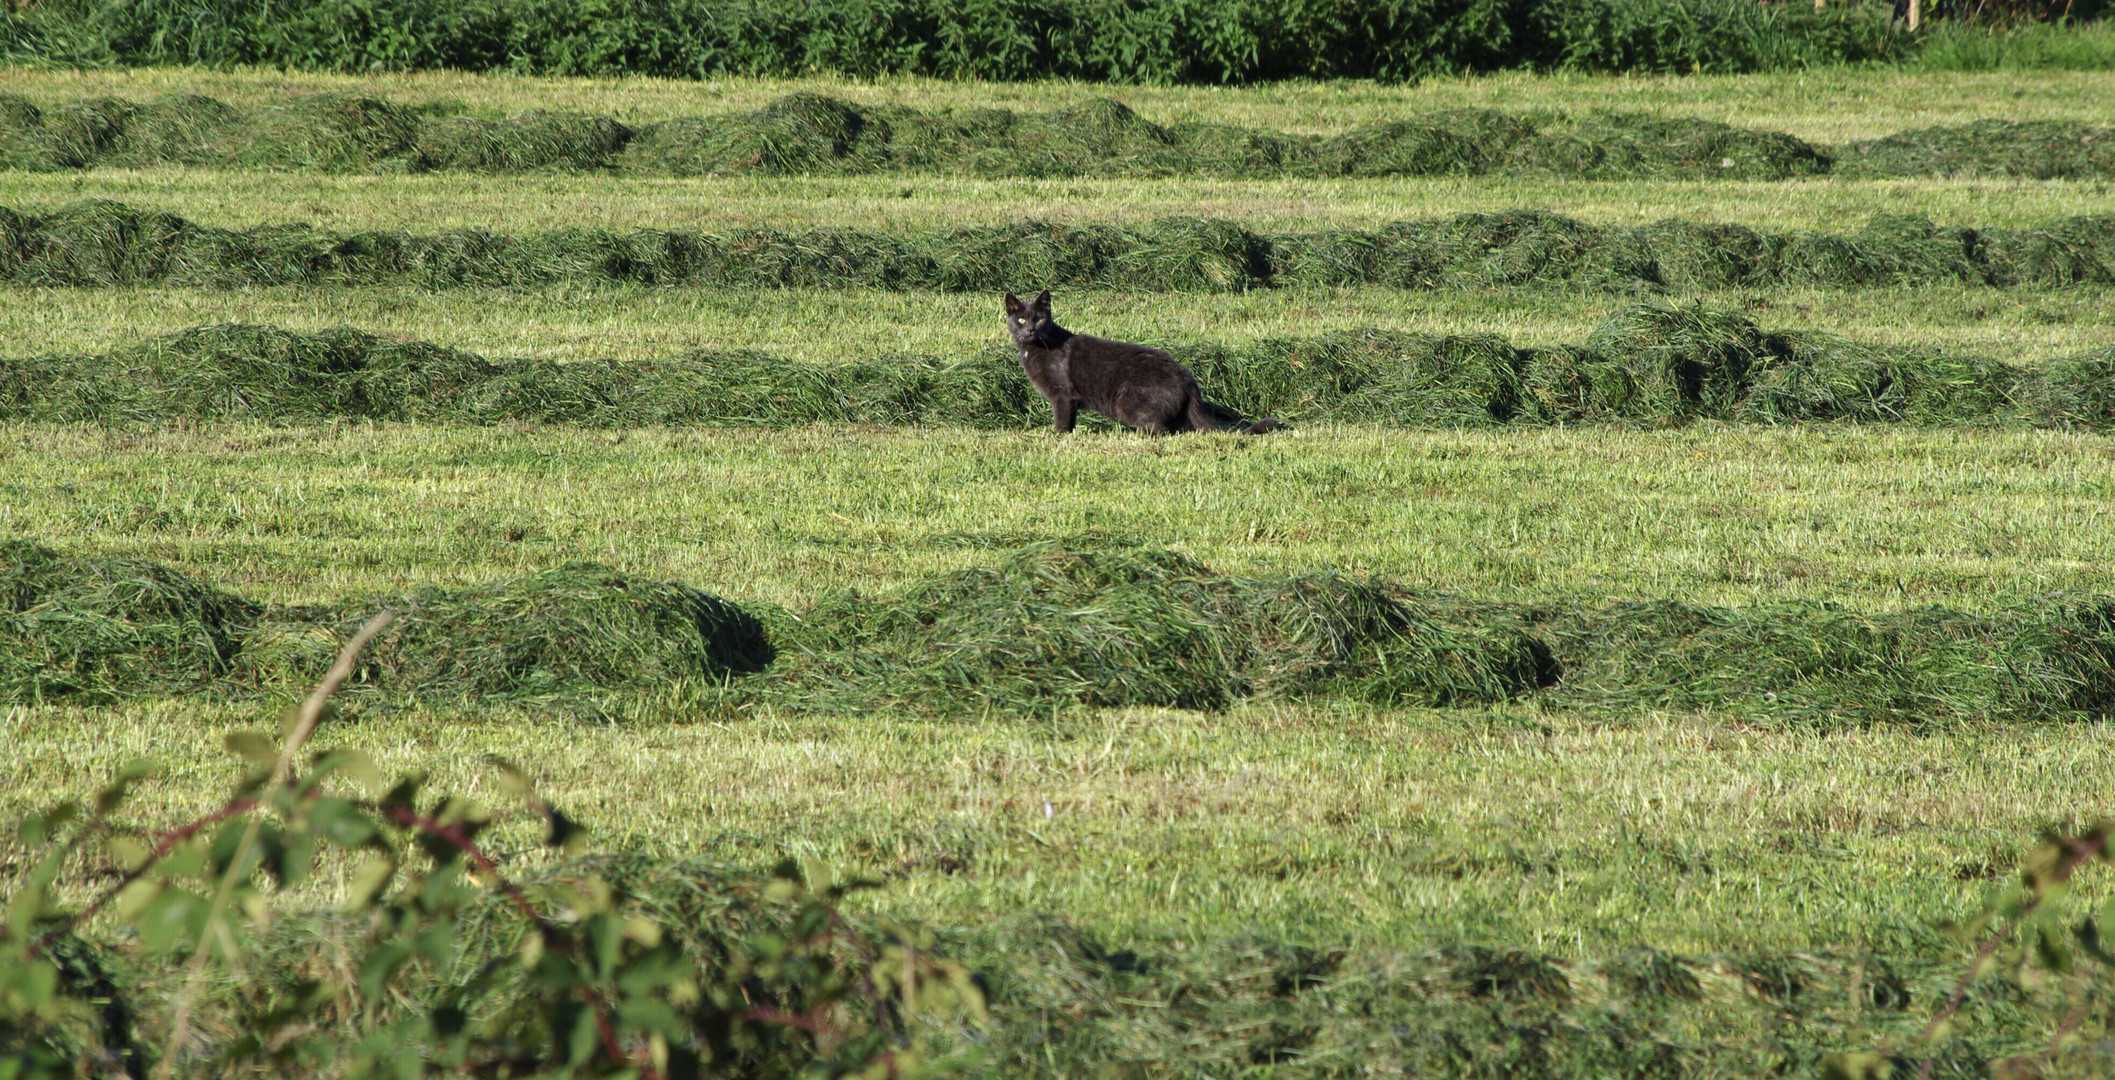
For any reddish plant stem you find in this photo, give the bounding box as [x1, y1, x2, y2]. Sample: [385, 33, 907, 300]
[741, 1007, 828, 1034]
[379, 805, 538, 922]
[378, 803, 662, 1080]
[1916, 831, 2110, 1080]
[28, 797, 260, 960]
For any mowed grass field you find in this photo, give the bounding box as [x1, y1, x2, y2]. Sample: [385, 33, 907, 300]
[6, 423, 2115, 961]
[6, 64, 2115, 1070]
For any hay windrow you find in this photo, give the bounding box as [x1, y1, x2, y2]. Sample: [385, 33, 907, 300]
[90, 850, 2039, 1080]
[0, 91, 2108, 180]
[8, 540, 2115, 725]
[1544, 599, 2115, 725]
[5, 309, 2112, 432]
[235, 566, 774, 709]
[2, 201, 2109, 293]
[767, 543, 1553, 715]
[0, 539, 257, 704]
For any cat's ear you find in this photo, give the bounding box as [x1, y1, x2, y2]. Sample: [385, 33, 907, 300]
[1003, 292, 1023, 314]
[1034, 289, 1052, 310]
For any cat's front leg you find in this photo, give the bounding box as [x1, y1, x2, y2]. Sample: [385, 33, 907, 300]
[1053, 398, 1079, 433]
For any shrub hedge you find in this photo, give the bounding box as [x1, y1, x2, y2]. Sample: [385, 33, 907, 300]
[0, 0, 1942, 81]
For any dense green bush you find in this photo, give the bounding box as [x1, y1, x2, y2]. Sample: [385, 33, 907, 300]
[11, 0, 1925, 80]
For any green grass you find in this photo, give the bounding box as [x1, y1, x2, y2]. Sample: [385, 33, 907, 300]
[5, 66, 2115, 143]
[10, 694, 2114, 959]
[4, 170, 2104, 233]
[6, 67, 2115, 1074]
[1, 424, 2105, 618]
[0, 283, 2110, 361]
[11, 311, 2115, 429]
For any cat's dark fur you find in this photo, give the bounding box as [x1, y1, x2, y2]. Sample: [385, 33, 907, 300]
[1003, 290, 1279, 436]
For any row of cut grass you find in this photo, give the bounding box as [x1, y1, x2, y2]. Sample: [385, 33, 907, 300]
[3, 200, 2111, 291]
[4, 90, 2107, 180]
[5, 67, 2113, 143]
[7, 311, 2115, 430]
[7, 678, 2111, 959]
[17, 533, 2115, 726]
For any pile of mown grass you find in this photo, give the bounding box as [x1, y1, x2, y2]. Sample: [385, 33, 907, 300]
[0, 539, 256, 704]
[0, 545, 769, 708]
[628, 93, 1834, 181]
[258, 565, 775, 707]
[0, 323, 1051, 427]
[1544, 597, 2115, 726]
[96, 850, 2074, 1078]
[0, 91, 1802, 179]
[769, 543, 1555, 715]
[5, 201, 2111, 293]
[1839, 118, 2115, 179]
[6, 540, 2115, 724]
[957, 920, 1956, 1077]
[8, 310, 2114, 431]
[1, 91, 2108, 180]
[768, 542, 2115, 725]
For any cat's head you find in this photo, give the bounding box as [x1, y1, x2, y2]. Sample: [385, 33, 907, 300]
[1002, 290, 1053, 346]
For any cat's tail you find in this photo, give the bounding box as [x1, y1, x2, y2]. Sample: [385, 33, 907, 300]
[1190, 396, 1280, 436]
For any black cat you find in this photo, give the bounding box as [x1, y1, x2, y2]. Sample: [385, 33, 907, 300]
[1004, 290, 1279, 436]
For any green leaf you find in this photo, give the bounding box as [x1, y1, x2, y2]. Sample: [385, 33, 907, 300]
[135, 888, 208, 954]
[327, 749, 387, 798]
[589, 912, 627, 978]
[310, 798, 378, 848]
[224, 730, 280, 770]
[95, 760, 156, 816]
[2037, 921, 2073, 973]
[105, 835, 153, 872]
[616, 998, 683, 1038]
[17, 801, 79, 848]
[6, 960, 58, 1012]
[566, 1002, 601, 1066]
[1818, 1048, 1886, 1080]
[264, 831, 315, 887]
[344, 854, 397, 912]
[486, 755, 533, 799]
[8, 848, 68, 938]
[414, 923, 456, 971]
[360, 941, 414, 1001]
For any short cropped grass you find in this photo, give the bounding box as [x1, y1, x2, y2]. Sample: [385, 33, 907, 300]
[6, 170, 2105, 235]
[2, 423, 2108, 613]
[1, 281, 2111, 362]
[8, 661, 2115, 961]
